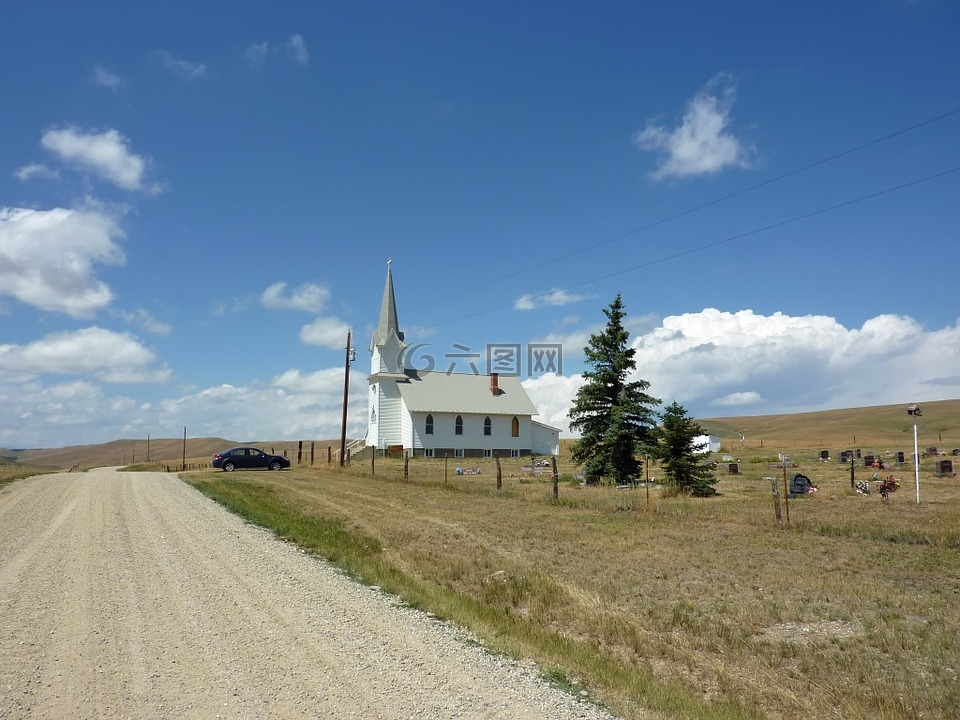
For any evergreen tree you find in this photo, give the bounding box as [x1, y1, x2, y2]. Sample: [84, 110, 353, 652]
[654, 401, 717, 497]
[568, 295, 660, 484]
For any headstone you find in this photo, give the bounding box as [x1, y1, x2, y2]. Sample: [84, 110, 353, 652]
[727, 463, 739, 475]
[819, 450, 830, 461]
[953, 449, 960, 456]
[863, 454, 875, 466]
[856, 449, 862, 459]
[840, 450, 853, 463]
[935, 459, 954, 476]
[896, 451, 905, 464]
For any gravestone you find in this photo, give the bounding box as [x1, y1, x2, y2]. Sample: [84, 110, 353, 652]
[819, 450, 830, 461]
[935, 459, 954, 476]
[896, 451, 905, 464]
[727, 463, 739, 475]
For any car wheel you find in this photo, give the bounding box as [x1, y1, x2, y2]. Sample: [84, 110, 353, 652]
[269, 460, 281, 471]
[223, 462, 236, 472]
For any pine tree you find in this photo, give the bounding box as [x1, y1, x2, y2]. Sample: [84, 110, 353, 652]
[568, 295, 660, 484]
[654, 401, 717, 497]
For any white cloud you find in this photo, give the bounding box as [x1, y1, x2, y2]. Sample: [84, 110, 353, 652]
[112, 308, 172, 335]
[159, 51, 210, 80]
[93, 65, 124, 89]
[245, 41, 270, 68]
[261, 281, 330, 313]
[0, 206, 124, 317]
[0, 327, 168, 383]
[14, 163, 59, 182]
[633, 74, 754, 181]
[514, 288, 589, 311]
[520, 308, 960, 436]
[40, 127, 157, 193]
[270, 367, 346, 394]
[631, 309, 960, 415]
[287, 34, 309, 65]
[713, 391, 764, 407]
[299, 317, 351, 348]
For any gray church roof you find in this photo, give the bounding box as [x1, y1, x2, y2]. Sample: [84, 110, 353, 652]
[396, 370, 539, 416]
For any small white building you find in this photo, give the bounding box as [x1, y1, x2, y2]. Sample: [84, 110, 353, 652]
[693, 434, 722, 453]
[366, 261, 560, 458]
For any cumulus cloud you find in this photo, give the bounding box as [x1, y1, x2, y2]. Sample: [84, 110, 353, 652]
[299, 317, 351, 348]
[14, 163, 59, 182]
[93, 65, 124, 89]
[40, 127, 157, 192]
[0, 327, 168, 383]
[633, 74, 754, 181]
[287, 34, 309, 65]
[261, 281, 330, 313]
[0, 206, 124, 317]
[270, 367, 348, 394]
[631, 309, 960, 415]
[159, 51, 210, 80]
[514, 288, 589, 311]
[519, 309, 960, 436]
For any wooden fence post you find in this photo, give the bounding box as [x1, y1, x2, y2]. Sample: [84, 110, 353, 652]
[298, 440, 303, 465]
[782, 462, 790, 525]
[311, 441, 315, 466]
[495, 456, 502, 490]
[552, 455, 559, 500]
[404, 455, 409, 481]
[327, 446, 332, 464]
[371, 449, 375, 476]
[768, 476, 783, 527]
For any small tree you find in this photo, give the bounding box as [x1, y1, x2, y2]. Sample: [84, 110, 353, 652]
[654, 401, 717, 497]
[569, 295, 660, 484]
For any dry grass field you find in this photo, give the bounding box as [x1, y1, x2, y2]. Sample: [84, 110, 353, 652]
[184, 435, 960, 720]
[6, 399, 958, 718]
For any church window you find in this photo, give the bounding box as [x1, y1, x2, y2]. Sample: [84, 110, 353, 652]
[484, 416, 491, 436]
[483, 449, 492, 459]
[455, 415, 463, 435]
[511, 416, 520, 437]
[425, 414, 434, 435]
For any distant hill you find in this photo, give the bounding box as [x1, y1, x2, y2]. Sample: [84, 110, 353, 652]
[698, 398, 960, 453]
[556, 398, 960, 456]
[0, 438, 345, 470]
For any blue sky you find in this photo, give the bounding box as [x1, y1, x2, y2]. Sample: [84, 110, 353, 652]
[2, 1, 958, 447]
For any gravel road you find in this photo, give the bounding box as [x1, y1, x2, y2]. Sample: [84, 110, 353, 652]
[0, 469, 617, 719]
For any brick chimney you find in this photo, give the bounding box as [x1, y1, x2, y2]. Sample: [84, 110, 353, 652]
[490, 373, 501, 395]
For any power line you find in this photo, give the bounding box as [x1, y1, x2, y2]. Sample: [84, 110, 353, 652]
[427, 165, 960, 328]
[409, 107, 960, 312]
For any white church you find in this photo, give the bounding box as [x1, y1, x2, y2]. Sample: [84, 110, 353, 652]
[365, 262, 560, 459]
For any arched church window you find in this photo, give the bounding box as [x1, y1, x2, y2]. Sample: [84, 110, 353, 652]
[511, 416, 520, 437]
[425, 414, 434, 435]
[484, 416, 492, 436]
[455, 415, 463, 436]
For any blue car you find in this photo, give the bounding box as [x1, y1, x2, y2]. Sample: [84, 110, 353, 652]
[211, 447, 290, 472]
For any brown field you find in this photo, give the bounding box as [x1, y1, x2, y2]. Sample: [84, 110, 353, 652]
[6, 399, 959, 717]
[183, 426, 960, 719]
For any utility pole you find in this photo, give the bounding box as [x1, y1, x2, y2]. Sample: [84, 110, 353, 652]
[339, 329, 354, 467]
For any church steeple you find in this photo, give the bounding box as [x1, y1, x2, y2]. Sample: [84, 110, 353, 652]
[369, 259, 406, 376]
[376, 258, 404, 344]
